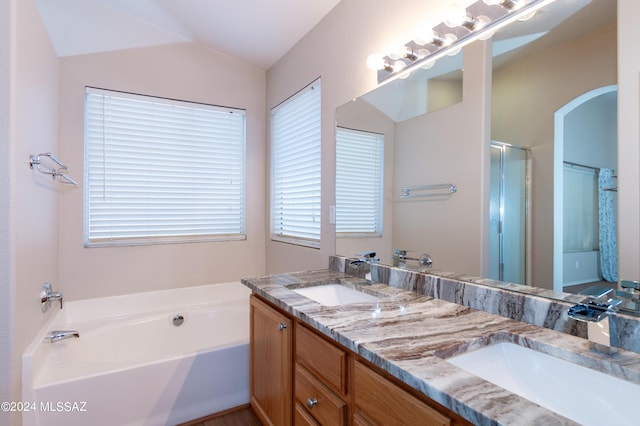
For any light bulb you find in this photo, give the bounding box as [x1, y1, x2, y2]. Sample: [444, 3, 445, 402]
[443, 33, 458, 47]
[421, 59, 436, 70]
[447, 46, 462, 56]
[445, 3, 469, 28]
[398, 70, 411, 80]
[509, 0, 524, 11]
[389, 44, 413, 60]
[485, 0, 524, 10]
[392, 60, 407, 73]
[413, 29, 435, 46]
[416, 48, 430, 59]
[366, 53, 386, 71]
[388, 45, 408, 60]
[476, 15, 491, 30]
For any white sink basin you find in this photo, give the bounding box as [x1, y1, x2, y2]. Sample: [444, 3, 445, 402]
[291, 284, 378, 306]
[446, 342, 639, 425]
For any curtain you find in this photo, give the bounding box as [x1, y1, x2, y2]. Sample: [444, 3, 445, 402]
[598, 168, 618, 282]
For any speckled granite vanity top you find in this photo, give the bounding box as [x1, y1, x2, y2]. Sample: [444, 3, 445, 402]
[242, 270, 640, 426]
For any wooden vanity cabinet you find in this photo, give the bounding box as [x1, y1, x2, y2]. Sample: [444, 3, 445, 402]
[250, 295, 293, 426]
[250, 295, 471, 426]
[353, 360, 451, 426]
[294, 323, 348, 425]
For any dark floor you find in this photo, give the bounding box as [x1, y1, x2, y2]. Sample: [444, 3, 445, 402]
[563, 279, 617, 294]
[180, 406, 262, 426]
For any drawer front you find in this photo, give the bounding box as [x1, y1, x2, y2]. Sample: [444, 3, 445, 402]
[295, 364, 346, 426]
[296, 323, 348, 395]
[295, 402, 320, 426]
[354, 361, 451, 426]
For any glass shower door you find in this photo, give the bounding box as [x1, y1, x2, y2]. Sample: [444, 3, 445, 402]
[489, 142, 529, 284]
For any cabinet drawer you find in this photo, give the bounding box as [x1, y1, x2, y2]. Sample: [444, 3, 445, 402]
[295, 402, 320, 426]
[296, 323, 348, 395]
[354, 361, 451, 426]
[295, 364, 346, 426]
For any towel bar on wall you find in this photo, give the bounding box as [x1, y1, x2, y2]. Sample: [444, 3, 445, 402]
[29, 152, 78, 186]
[400, 183, 457, 199]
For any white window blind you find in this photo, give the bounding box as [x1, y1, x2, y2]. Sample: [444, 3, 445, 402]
[84, 87, 246, 246]
[270, 80, 321, 247]
[336, 127, 384, 236]
[563, 163, 598, 252]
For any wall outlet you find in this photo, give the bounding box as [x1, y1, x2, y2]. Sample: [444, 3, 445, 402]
[575, 260, 580, 269]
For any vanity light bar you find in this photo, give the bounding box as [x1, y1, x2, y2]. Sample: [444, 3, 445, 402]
[369, 0, 557, 85]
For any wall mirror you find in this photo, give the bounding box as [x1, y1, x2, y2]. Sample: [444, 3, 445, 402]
[336, 0, 617, 297]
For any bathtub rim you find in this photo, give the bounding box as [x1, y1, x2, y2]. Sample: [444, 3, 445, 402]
[22, 281, 249, 408]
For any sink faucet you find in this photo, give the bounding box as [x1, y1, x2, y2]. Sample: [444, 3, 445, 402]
[350, 251, 379, 266]
[568, 286, 621, 354]
[350, 251, 379, 284]
[620, 280, 640, 297]
[40, 282, 63, 312]
[45, 330, 80, 343]
[392, 249, 433, 270]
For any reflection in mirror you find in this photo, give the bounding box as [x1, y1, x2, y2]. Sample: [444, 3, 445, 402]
[489, 142, 529, 285]
[335, 52, 464, 266]
[336, 0, 617, 298]
[361, 54, 463, 122]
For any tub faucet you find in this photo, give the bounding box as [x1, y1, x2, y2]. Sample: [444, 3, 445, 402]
[568, 286, 621, 354]
[40, 282, 63, 312]
[45, 330, 80, 343]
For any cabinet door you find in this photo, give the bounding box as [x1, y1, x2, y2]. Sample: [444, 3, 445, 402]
[354, 361, 451, 426]
[250, 295, 293, 426]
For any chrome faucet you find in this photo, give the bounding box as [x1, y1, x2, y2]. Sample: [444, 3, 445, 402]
[620, 280, 640, 295]
[40, 282, 63, 312]
[350, 251, 379, 266]
[568, 286, 621, 354]
[392, 249, 433, 270]
[350, 251, 379, 284]
[45, 330, 80, 343]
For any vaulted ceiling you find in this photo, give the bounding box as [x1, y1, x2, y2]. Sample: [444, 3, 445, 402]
[35, 0, 342, 69]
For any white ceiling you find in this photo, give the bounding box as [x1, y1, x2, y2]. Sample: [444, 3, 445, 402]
[35, 0, 342, 70]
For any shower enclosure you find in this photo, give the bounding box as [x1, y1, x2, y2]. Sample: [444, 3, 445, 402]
[489, 142, 530, 285]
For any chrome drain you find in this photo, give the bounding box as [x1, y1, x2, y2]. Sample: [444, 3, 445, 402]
[172, 314, 185, 326]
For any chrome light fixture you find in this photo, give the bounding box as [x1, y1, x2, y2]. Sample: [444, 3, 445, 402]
[367, 0, 556, 84]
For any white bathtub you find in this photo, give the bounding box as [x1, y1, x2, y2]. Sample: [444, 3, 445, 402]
[22, 282, 251, 426]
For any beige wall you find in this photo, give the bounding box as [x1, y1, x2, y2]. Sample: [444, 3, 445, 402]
[393, 41, 492, 276]
[0, 1, 13, 422]
[4, 0, 61, 424]
[58, 43, 266, 300]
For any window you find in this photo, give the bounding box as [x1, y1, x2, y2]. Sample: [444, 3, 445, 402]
[336, 127, 384, 236]
[270, 79, 321, 247]
[84, 87, 246, 247]
[563, 163, 598, 252]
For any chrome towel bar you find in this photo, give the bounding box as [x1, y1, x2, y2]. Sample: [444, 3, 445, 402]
[29, 152, 78, 186]
[401, 183, 457, 199]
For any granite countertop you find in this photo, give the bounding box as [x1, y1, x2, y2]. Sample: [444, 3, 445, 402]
[242, 269, 640, 426]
